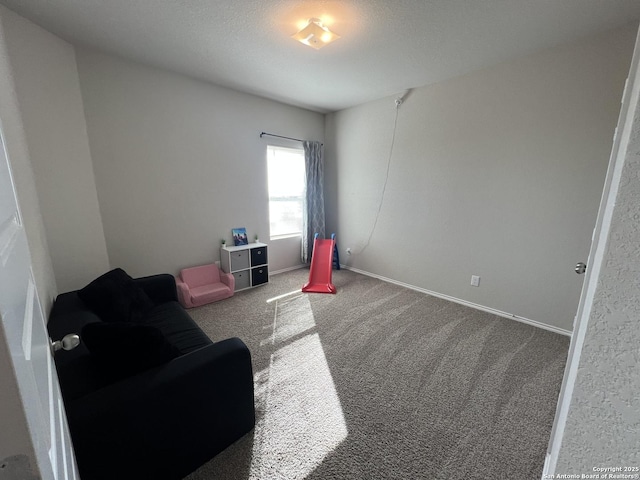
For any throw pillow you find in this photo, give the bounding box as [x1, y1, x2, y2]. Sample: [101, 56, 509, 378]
[81, 322, 180, 380]
[78, 268, 154, 323]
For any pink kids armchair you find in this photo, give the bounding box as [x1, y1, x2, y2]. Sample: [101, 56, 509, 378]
[175, 264, 234, 308]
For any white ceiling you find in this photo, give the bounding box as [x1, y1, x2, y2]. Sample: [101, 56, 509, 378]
[1, 0, 639, 113]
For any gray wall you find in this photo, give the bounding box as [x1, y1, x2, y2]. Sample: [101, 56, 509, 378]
[76, 49, 324, 278]
[0, 4, 55, 469]
[0, 6, 57, 309]
[325, 24, 636, 331]
[556, 33, 640, 469]
[1, 8, 109, 294]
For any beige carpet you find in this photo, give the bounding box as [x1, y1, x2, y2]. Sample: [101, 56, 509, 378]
[184, 268, 569, 480]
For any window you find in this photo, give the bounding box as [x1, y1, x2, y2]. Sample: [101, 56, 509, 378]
[267, 145, 305, 238]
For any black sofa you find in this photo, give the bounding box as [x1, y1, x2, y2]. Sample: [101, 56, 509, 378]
[48, 272, 255, 480]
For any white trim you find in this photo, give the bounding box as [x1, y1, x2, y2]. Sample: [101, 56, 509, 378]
[342, 265, 572, 337]
[270, 233, 302, 241]
[266, 144, 304, 155]
[21, 277, 35, 361]
[0, 213, 20, 267]
[221, 241, 267, 252]
[47, 348, 58, 479]
[58, 400, 68, 477]
[269, 264, 306, 276]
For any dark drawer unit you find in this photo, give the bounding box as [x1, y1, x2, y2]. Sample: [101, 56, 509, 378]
[220, 242, 269, 292]
[251, 266, 268, 286]
[250, 246, 268, 266]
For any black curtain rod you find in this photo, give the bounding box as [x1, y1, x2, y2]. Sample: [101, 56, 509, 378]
[260, 131, 323, 146]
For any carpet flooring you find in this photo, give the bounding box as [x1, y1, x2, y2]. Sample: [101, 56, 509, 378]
[184, 268, 569, 480]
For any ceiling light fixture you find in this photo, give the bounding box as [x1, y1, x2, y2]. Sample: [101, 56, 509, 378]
[292, 18, 340, 50]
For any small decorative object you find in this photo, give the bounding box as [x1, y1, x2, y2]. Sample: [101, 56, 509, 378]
[254, 234, 259, 243]
[232, 227, 248, 246]
[221, 239, 226, 247]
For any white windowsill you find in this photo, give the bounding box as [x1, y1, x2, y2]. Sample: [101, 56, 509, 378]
[270, 233, 302, 241]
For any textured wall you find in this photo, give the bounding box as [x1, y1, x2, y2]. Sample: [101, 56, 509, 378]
[555, 70, 640, 470]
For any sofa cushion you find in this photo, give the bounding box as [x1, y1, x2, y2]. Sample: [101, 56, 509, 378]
[50, 313, 106, 402]
[82, 322, 180, 380]
[78, 268, 154, 323]
[50, 276, 213, 400]
[181, 264, 221, 288]
[190, 284, 232, 305]
[142, 301, 213, 354]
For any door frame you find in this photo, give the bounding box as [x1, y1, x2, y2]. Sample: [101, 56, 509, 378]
[0, 118, 79, 479]
[543, 25, 640, 474]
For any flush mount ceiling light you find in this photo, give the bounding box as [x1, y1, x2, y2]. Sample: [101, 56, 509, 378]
[292, 18, 340, 50]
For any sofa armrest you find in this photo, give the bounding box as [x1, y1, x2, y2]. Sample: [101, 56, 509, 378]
[220, 271, 235, 292]
[66, 338, 255, 480]
[175, 278, 191, 308]
[134, 274, 178, 304]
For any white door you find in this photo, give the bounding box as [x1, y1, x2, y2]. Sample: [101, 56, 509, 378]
[0, 126, 78, 479]
[544, 27, 640, 474]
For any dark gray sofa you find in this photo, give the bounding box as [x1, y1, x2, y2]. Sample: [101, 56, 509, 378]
[47, 272, 255, 480]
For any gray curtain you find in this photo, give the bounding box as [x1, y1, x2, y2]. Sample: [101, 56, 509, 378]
[302, 141, 325, 263]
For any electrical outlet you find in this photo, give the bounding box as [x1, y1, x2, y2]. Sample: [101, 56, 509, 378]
[471, 275, 480, 287]
[346, 247, 352, 255]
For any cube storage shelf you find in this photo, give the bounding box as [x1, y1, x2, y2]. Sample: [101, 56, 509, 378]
[220, 242, 268, 292]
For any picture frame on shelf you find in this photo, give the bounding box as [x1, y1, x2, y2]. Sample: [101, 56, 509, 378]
[232, 227, 248, 246]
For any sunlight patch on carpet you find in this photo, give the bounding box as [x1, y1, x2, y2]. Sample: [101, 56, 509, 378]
[250, 296, 348, 479]
[270, 294, 317, 345]
[266, 289, 303, 304]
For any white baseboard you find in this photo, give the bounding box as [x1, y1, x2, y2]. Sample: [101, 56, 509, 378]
[269, 264, 307, 276]
[341, 265, 572, 337]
